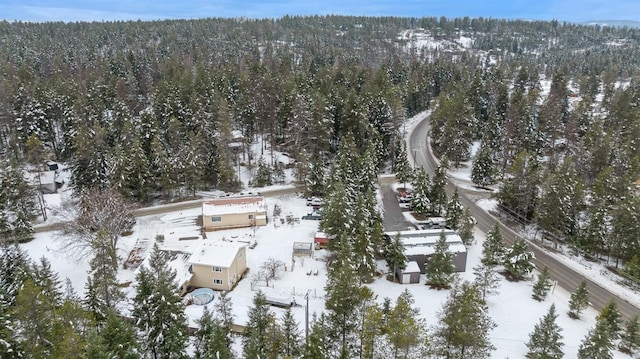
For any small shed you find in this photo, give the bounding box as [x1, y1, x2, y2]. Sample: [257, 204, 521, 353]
[314, 232, 329, 249]
[293, 242, 313, 258]
[396, 261, 421, 284]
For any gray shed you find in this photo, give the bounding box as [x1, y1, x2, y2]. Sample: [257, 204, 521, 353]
[386, 229, 468, 274]
[396, 261, 421, 284]
[292, 242, 313, 258]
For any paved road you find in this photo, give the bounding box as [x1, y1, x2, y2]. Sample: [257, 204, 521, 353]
[34, 186, 301, 233]
[409, 112, 640, 320]
[379, 176, 415, 232]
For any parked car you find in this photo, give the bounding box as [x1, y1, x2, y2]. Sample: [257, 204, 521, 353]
[398, 195, 412, 203]
[399, 202, 413, 210]
[302, 212, 322, 220]
[422, 217, 448, 229]
[306, 197, 324, 207]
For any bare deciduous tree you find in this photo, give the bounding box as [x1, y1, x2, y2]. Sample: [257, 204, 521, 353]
[58, 188, 135, 267]
[261, 258, 286, 281]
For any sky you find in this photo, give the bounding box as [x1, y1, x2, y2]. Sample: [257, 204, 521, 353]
[1, 0, 639, 23]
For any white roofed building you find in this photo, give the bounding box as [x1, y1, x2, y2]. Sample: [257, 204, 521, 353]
[202, 195, 267, 231]
[385, 229, 467, 273]
[187, 240, 248, 291]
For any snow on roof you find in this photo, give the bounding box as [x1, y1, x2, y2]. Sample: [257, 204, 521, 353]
[314, 231, 327, 239]
[25, 170, 56, 185]
[202, 196, 266, 216]
[404, 243, 467, 257]
[188, 240, 247, 268]
[293, 242, 313, 250]
[386, 229, 457, 240]
[391, 229, 467, 256]
[404, 261, 421, 273]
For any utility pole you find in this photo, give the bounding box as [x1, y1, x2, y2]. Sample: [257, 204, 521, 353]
[305, 290, 309, 343]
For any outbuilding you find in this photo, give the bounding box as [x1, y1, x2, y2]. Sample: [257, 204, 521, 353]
[313, 232, 329, 249]
[396, 261, 421, 284]
[385, 229, 467, 273]
[293, 242, 313, 258]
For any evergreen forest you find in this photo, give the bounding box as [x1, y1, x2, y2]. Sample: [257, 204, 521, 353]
[1, 15, 640, 358]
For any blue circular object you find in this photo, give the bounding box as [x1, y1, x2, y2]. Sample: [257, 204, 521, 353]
[190, 288, 215, 305]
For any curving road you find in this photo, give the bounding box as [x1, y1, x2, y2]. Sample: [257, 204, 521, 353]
[408, 113, 640, 320]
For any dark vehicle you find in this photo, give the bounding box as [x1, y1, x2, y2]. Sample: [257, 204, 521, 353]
[302, 212, 322, 220]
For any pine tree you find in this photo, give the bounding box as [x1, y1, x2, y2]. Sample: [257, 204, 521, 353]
[319, 181, 350, 250]
[306, 155, 325, 197]
[472, 262, 500, 301]
[131, 244, 188, 359]
[0, 289, 22, 358]
[385, 233, 407, 282]
[577, 319, 613, 359]
[429, 160, 449, 216]
[0, 244, 30, 304]
[85, 310, 140, 359]
[243, 290, 276, 359]
[50, 288, 94, 359]
[395, 140, 413, 189]
[596, 301, 622, 340]
[619, 315, 640, 354]
[351, 192, 378, 283]
[194, 307, 233, 359]
[280, 308, 302, 358]
[458, 208, 475, 245]
[432, 281, 496, 358]
[0, 161, 37, 243]
[360, 302, 383, 359]
[0, 245, 28, 358]
[84, 230, 125, 321]
[526, 304, 564, 359]
[253, 157, 273, 187]
[536, 159, 584, 238]
[568, 280, 590, 319]
[386, 289, 425, 358]
[481, 222, 506, 267]
[302, 314, 331, 359]
[497, 150, 540, 221]
[11, 258, 65, 359]
[410, 167, 431, 215]
[445, 188, 463, 230]
[503, 238, 535, 281]
[149, 133, 177, 197]
[430, 92, 475, 167]
[425, 231, 455, 289]
[213, 292, 235, 345]
[471, 141, 496, 188]
[123, 137, 153, 202]
[324, 244, 363, 356]
[532, 266, 553, 301]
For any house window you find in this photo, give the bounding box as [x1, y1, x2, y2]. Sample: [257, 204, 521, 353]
[213, 279, 223, 285]
[248, 214, 254, 220]
[212, 266, 222, 272]
[211, 216, 222, 222]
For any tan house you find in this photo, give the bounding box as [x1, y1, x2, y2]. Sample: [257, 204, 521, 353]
[188, 241, 248, 291]
[202, 196, 267, 231]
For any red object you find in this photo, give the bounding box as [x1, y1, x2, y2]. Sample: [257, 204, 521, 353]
[314, 232, 328, 246]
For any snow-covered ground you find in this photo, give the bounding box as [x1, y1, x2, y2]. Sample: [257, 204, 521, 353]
[20, 111, 635, 358]
[22, 191, 625, 358]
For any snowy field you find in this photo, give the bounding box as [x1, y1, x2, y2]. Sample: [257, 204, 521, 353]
[21, 188, 629, 358]
[20, 110, 637, 358]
